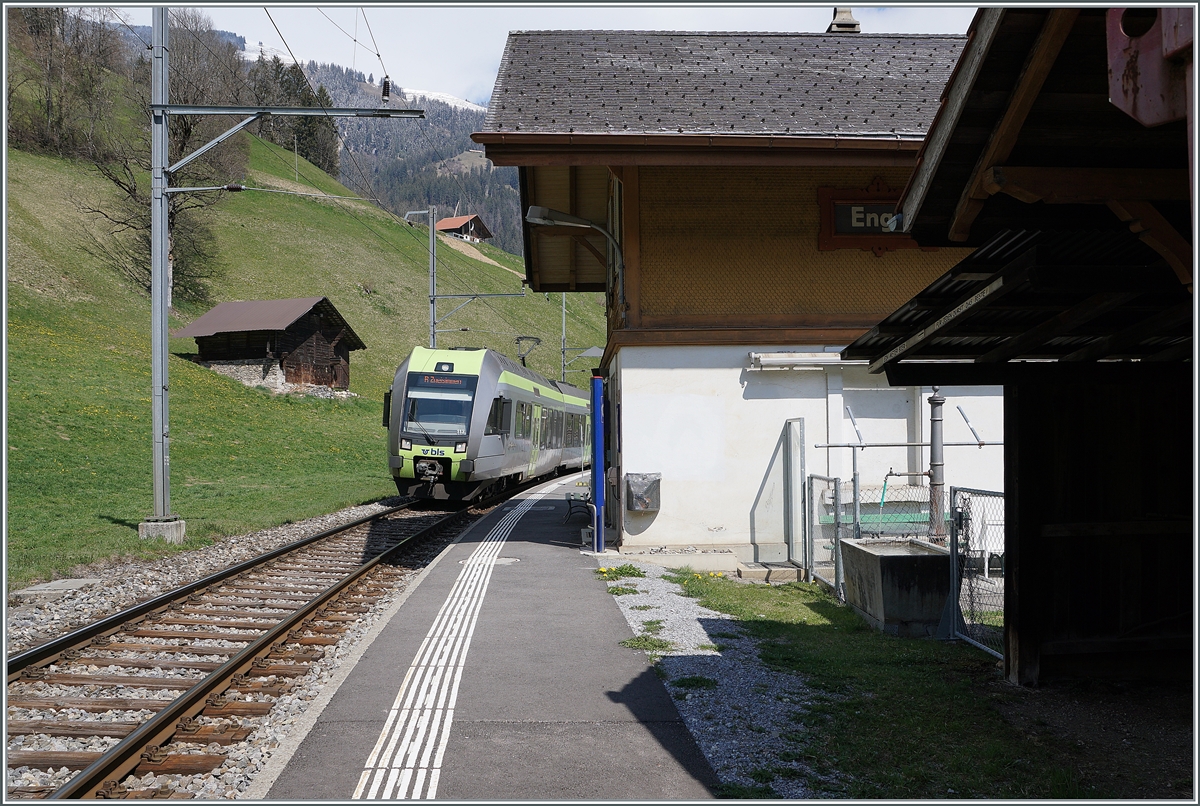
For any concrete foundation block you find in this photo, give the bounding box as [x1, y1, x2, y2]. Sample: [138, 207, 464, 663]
[737, 562, 769, 580]
[739, 562, 805, 582]
[763, 562, 804, 583]
[11, 578, 101, 601]
[139, 519, 186, 544]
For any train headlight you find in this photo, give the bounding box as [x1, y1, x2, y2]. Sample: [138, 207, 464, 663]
[454, 441, 468, 454]
[400, 438, 412, 451]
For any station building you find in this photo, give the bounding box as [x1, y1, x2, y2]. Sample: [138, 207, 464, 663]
[474, 23, 1007, 566]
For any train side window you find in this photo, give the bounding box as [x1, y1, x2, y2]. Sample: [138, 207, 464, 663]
[486, 397, 511, 435]
[519, 402, 531, 438]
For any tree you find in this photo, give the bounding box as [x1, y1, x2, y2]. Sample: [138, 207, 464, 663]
[295, 84, 339, 176]
[7, 8, 128, 156]
[80, 8, 249, 303]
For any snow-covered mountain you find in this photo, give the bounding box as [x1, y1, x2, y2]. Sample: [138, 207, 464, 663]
[400, 88, 487, 113]
[236, 43, 487, 112]
[241, 43, 294, 63]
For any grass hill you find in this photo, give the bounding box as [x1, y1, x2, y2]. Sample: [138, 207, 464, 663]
[5, 140, 605, 589]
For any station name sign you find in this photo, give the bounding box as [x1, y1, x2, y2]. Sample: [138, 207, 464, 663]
[833, 203, 898, 234]
[817, 179, 931, 257]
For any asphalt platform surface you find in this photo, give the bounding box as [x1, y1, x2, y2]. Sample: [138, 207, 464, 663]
[266, 474, 718, 800]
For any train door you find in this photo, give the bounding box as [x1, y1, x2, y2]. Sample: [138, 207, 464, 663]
[528, 403, 543, 475]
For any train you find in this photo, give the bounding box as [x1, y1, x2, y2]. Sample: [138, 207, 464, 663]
[384, 346, 591, 500]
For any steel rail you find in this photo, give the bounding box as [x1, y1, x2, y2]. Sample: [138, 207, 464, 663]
[48, 505, 471, 799]
[7, 501, 413, 682]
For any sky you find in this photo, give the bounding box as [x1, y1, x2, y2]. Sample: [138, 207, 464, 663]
[111, 5, 977, 107]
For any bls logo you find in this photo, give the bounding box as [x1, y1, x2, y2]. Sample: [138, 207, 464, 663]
[420, 448, 447, 457]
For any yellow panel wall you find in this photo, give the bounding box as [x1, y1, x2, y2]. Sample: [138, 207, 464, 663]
[637, 166, 972, 324]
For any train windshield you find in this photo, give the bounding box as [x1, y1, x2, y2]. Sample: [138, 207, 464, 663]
[403, 372, 478, 437]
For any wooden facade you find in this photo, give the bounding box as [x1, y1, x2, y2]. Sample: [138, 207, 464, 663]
[508, 163, 975, 361]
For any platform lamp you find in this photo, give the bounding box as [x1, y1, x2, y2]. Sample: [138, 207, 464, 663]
[525, 206, 627, 321]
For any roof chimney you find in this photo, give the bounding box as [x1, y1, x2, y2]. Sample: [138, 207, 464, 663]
[827, 8, 861, 33]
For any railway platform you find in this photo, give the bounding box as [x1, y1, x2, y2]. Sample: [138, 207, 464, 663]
[254, 473, 718, 801]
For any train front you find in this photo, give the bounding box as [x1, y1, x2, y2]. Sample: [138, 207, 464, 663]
[386, 348, 485, 500]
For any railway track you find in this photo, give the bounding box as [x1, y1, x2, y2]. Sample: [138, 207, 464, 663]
[5, 498, 493, 800]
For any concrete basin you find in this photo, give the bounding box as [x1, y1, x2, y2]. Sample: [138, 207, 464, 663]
[841, 538, 950, 638]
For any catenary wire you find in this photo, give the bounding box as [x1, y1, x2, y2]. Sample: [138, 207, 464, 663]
[263, 8, 533, 330]
[105, 7, 151, 50]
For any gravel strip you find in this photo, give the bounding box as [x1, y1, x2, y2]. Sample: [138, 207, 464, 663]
[602, 560, 839, 799]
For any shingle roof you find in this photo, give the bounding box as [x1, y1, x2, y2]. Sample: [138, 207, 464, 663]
[484, 30, 965, 138]
[173, 297, 365, 350]
[436, 215, 482, 230]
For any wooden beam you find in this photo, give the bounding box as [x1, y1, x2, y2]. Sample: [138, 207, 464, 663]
[1107, 200, 1194, 286]
[568, 232, 606, 268]
[983, 167, 1191, 204]
[898, 8, 1007, 233]
[976, 292, 1139, 363]
[1145, 338, 1193, 362]
[568, 166, 577, 292]
[483, 146, 919, 168]
[599, 325, 871, 368]
[623, 166, 641, 328]
[947, 9, 1080, 242]
[1059, 301, 1193, 362]
[867, 249, 1035, 373]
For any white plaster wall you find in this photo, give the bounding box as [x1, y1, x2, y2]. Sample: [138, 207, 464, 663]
[613, 345, 1003, 558]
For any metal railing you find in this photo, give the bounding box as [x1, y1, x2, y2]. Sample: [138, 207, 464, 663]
[949, 486, 1005, 659]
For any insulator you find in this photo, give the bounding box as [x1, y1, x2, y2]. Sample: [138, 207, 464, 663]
[381, 75, 391, 103]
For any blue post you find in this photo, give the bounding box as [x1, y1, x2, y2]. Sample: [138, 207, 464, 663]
[591, 372, 605, 554]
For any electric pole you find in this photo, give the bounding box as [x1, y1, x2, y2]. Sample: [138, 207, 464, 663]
[140, 7, 183, 542]
[429, 206, 437, 348]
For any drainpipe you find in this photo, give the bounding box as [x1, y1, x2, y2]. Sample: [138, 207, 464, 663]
[591, 370, 606, 553]
[928, 386, 946, 541]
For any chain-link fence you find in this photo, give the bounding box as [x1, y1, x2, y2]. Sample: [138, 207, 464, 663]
[851, 483, 935, 540]
[807, 474, 841, 595]
[950, 487, 1005, 658]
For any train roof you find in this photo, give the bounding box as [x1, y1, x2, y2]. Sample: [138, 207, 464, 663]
[405, 346, 589, 402]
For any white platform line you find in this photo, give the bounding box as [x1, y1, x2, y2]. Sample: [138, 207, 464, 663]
[352, 485, 562, 799]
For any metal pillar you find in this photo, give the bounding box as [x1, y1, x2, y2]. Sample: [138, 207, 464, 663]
[845, 406, 864, 539]
[928, 386, 946, 540]
[140, 8, 182, 541]
[561, 293, 567, 382]
[428, 206, 437, 348]
[591, 372, 606, 553]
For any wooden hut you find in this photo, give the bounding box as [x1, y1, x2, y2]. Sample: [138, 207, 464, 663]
[174, 297, 365, 389]
[435, 214, 493, 243]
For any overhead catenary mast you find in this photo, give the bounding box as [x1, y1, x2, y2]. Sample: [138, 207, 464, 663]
[141, 7, 424, 543]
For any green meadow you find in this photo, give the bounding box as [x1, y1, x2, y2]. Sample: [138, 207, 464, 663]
[6, 142, 604, 588]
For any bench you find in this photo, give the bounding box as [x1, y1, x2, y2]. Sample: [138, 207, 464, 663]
[563, 492, 592, 524]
